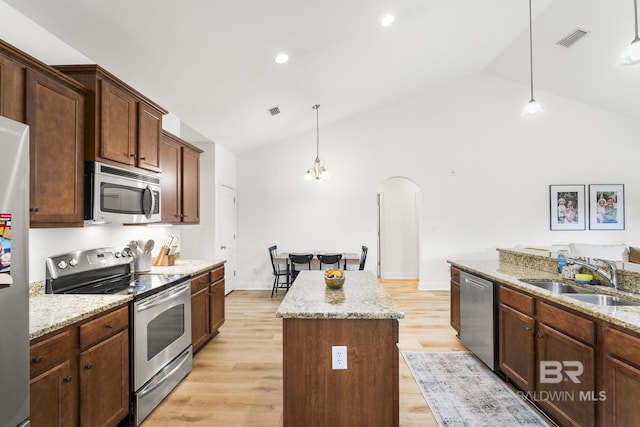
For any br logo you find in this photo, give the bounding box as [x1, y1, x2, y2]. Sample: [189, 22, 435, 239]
[540, 361, 583, 384]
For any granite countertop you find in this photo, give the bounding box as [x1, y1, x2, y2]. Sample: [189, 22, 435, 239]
[448, 259, 640, 334]
[275, 270, 405, 320]
[147, 259, 224, 276]
[30, 294, 132, 340]
[29, 258, 224, 341]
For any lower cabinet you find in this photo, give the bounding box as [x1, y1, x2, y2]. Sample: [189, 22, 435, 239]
[499, 289, 535, 392]
[191, 264, 226, 354]
[602, 325, 640, 427]
[29, 305, 129, 426]
[499, 284, 596, 427]
[29, 330, 76, 427]
[450, 267, 460, 335]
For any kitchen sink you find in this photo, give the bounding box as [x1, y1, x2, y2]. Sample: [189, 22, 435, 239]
[520, 279, 595, 294]
[566, 294, 640, 307]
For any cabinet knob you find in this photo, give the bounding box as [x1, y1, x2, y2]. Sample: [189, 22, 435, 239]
[129, 153, 136, 158]
[139, 156, 146, 160]
[32, 356, 43, 364]
[536, 333, 544, 339]
[30, 207, 39, 213]
[85, 363, 93, 370]
[524, 326, 531, 331]
[64, 376, 72, 383]
[105, 323, 114, 329]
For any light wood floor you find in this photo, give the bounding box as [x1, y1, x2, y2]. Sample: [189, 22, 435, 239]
[143, 279, 467, 426]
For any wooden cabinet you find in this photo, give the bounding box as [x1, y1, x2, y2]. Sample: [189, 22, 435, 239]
[209, 268, 226, 334]
[535, 317, 595, 427]
[191, 271, 211, 352]
[29, 305, 129, 427]
[0, 39, 86, 228]
[0, 48, 24, 122]
[191, 265, 225, 354]
[29, 330, 76, 427]
[450, 267, 460, 335]
[160, 130, 203, 224]
[27, 69, 85, 228]
[498, 284, 597, 427]
[602, 325, 640, 427]
[54, 64, 166, 172]
[499, 286, 535, 392]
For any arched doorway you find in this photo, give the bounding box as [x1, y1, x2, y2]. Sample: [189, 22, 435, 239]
[377, 177, 420, 279]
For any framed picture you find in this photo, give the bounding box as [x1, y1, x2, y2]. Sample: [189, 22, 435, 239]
[550, 185, 586, 231]
[589, 184, 625, 230]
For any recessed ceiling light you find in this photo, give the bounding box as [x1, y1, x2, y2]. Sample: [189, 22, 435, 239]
[275, 53, 289, 64]
[380, 14, 395, 27]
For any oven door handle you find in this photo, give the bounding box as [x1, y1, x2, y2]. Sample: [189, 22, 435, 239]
[136, 283, 190, 312]
[137, 348, 192, 398]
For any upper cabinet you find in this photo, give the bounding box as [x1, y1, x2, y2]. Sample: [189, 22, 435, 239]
[27, 70, 85, 228]
[160, 130, 203, 224]
[54, 65, 167, 173]
[0, 39, 87, 228]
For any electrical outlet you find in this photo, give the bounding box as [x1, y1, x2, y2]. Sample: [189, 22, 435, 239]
[332, 346, 347, 370]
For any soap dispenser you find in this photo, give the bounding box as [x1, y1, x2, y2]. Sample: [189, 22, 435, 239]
[557, 250, 568, 278]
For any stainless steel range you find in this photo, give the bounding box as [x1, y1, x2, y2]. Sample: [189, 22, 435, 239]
[46, 247, 192, 425]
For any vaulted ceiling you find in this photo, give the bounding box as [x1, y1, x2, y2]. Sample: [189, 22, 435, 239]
[2, 0, 638, 153]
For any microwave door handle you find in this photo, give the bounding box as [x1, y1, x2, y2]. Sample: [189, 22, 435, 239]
[142, 185, 153, 218]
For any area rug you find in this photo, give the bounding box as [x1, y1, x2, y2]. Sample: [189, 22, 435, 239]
[402, 351, 548, 427]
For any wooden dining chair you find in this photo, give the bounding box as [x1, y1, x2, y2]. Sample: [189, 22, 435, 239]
[359, 246, 368, 270]
[288, 253, 314, 284]
[317, 253, 343, 270]
[269, 245, 289, 297]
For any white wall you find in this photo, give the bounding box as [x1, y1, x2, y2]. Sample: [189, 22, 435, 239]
[237, 73, 640, 290]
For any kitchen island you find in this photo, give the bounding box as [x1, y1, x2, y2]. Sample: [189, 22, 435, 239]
[276, 270, 404, 427]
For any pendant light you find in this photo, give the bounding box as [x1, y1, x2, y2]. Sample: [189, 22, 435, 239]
[304, 104, 329, 181]
[522, 0, 544, 117]
[620, 0, 640, 66]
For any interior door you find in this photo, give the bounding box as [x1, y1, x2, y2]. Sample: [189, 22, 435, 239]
[220, 184, 236, 294]
[377, 177, 420, 279]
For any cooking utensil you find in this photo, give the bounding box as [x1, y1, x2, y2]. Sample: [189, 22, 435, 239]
[144, 239, 154, 254]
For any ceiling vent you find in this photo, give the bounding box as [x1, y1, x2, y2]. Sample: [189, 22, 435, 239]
[556, 29, 588, 47]
[268, 106, 281, 116]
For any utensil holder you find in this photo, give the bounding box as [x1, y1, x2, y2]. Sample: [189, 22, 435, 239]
[134, 252, 152, 272]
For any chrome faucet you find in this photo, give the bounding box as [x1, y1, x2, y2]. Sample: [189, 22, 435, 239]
[567, 257, 618, 289]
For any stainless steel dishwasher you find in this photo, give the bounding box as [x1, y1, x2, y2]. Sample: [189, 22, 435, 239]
[460, 271, 497, 371]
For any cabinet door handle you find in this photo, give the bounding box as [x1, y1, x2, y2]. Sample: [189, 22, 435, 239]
[64, 376, 72, 383]
[32, 356, 43, 364]
[536, 333, 544, 339]
[105, 323, 114, 329]
[85, 363, 93, 370]
[129, 153, 136, 158]
[524, 326, 531, 331]
[30, 207, 39, 213]
[140, 156, 146, 160]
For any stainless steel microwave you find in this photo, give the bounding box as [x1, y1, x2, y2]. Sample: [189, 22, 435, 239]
[85, 161, 161, 224]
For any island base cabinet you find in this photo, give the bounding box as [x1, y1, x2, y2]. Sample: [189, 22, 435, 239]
[282, 318, 399, 427]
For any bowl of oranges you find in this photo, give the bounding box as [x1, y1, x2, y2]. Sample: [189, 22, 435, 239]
[324, 269, 345, 289]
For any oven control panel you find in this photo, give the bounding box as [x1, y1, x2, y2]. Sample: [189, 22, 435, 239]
[46, 247, 135, 279]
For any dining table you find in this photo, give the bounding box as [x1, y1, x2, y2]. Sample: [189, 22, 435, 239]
[273, 252, 360, 288]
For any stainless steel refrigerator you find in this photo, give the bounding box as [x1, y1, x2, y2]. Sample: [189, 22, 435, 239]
[0, 116, 30, 426]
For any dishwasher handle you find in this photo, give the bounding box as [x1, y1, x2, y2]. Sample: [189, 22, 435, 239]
[463, 276, 491, 291]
